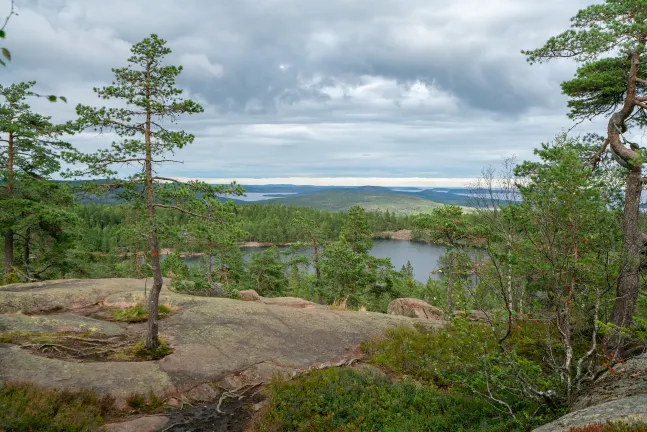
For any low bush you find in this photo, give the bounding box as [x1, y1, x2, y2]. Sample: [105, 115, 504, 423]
[0, 382, 114, 431]
[254, 367, 520, 432]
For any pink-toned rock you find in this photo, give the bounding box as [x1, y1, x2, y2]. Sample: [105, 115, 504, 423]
[237, 289, 261, 301]
[261, 297, 318, 308]
[104, 415, 168, 432]
[387, 298, 444, 320]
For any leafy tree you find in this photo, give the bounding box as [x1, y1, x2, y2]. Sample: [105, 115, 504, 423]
[414, 205, 475, 313]
[320, 206, 395, 309]
[247, 247, 286, 296]
[0, 81, 76, 282]
[340, 205, 373, 254]
[523, 0, 647, 351]
[71, 34, 239, 349]
[509, 135, 619, 404]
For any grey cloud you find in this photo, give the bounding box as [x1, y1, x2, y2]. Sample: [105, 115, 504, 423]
[1, 0, 604, 180]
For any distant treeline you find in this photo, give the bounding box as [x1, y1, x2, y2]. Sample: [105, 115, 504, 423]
[73, 202, 417, 253]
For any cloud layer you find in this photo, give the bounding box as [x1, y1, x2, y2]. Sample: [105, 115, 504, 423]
[1, 0, 609, 186]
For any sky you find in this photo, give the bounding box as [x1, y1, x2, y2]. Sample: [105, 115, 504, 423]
[0, 0, 617, 187]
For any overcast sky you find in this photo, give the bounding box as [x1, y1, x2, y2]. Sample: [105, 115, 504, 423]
[1, 0, 614, 186]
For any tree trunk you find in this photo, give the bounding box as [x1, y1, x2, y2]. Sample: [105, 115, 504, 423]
[609, 167, 642, 353]
[23, 228, 30, 278]
[207, 243, 213, 286]
[143, 64, 163, 350]
[313, 240, 321, 281]
[3, 230, 13, 279]
[605, 49, 644, 355]
[135, 245, 141, 278]
[447, 253, 454, 313]
[3, 131, 14, 280]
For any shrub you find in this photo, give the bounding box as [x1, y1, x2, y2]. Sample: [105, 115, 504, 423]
[0, 382, 114, 431]
[361, 321, 563, 423]
[253, 368, 520, 432]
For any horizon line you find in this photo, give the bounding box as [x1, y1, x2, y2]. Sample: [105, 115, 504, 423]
[171, 177, 479, 188]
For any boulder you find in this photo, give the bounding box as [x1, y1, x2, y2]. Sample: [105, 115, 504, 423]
[237, 289, 261, 301]
[387, 298, 443, 320]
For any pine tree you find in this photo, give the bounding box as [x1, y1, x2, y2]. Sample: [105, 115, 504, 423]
[72, 34, 239, 349]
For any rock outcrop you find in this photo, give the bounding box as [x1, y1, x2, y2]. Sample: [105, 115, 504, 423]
[387, 298, 444, 320]
[0, 278, 433, 404]
[533, 353, 647, 431]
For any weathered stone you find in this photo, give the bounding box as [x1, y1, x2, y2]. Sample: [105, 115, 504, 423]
[533, 395, 647, 432]
[104, 415, 169, 432]
[183, 383, 221, 402]
[387, 298, 443, 320]
[0, 313, 123, 334]
[237, 289, 261, 301]
[0, 278, 429, 404]
[261, 297, 319, 308]
[572, 353, 647, 411]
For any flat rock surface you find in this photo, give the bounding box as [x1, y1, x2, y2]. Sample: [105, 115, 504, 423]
[533, 394, 647, 432]
[0, 278, 433, 401]
[0, 313, 123, 334]
[572, 353, 647, 411]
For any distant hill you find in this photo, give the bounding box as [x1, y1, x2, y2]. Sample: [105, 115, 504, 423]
[265, 186, 444, 215]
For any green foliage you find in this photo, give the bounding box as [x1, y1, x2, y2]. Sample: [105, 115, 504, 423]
[112, 304, 171, 323]
[318, 207, 398, 310]
[0, 81, 78, 281]
[131, 338, 172, 360]
[160, 252, 188, 279]
[247, 246, 287, 296]
[255, 367, 520, 432]
[361, 322, 563, 424]
[0, 382, 114, 431]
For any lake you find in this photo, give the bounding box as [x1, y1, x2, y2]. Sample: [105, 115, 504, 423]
[183, 239, 454, 284]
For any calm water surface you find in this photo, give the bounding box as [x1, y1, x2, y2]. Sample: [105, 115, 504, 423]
[183, 239, 452, 284]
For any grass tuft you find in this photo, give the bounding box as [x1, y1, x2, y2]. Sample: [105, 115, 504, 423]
[112, 304, 172, 323]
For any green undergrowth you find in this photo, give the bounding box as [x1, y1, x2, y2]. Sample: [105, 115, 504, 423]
[570, 423, 647, 431]
[0, 382, 115, 431]
[125, 392, 166, 414]
[254, 367, 519, 432]
[254, 320, 570, 431]
[112, 303, 172, 323]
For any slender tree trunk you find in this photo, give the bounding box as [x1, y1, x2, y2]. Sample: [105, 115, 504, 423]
[447, 253, 454, 313]
[23, 228, 30, 278]
[3, 131, 14, 280]
[207, 243, 213, 286]
[313, 239, 321, 281]
[609, 167, 642, 352]
[135, 244, 141, 278]
[144, 65, 163, 350]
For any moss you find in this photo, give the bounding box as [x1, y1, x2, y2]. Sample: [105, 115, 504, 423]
[0, 382, 115, 431]
[131, 338, 173, 360]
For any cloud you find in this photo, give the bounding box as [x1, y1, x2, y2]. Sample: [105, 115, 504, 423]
[1, 0, 604, 182]
[179, 53, 224, 78]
